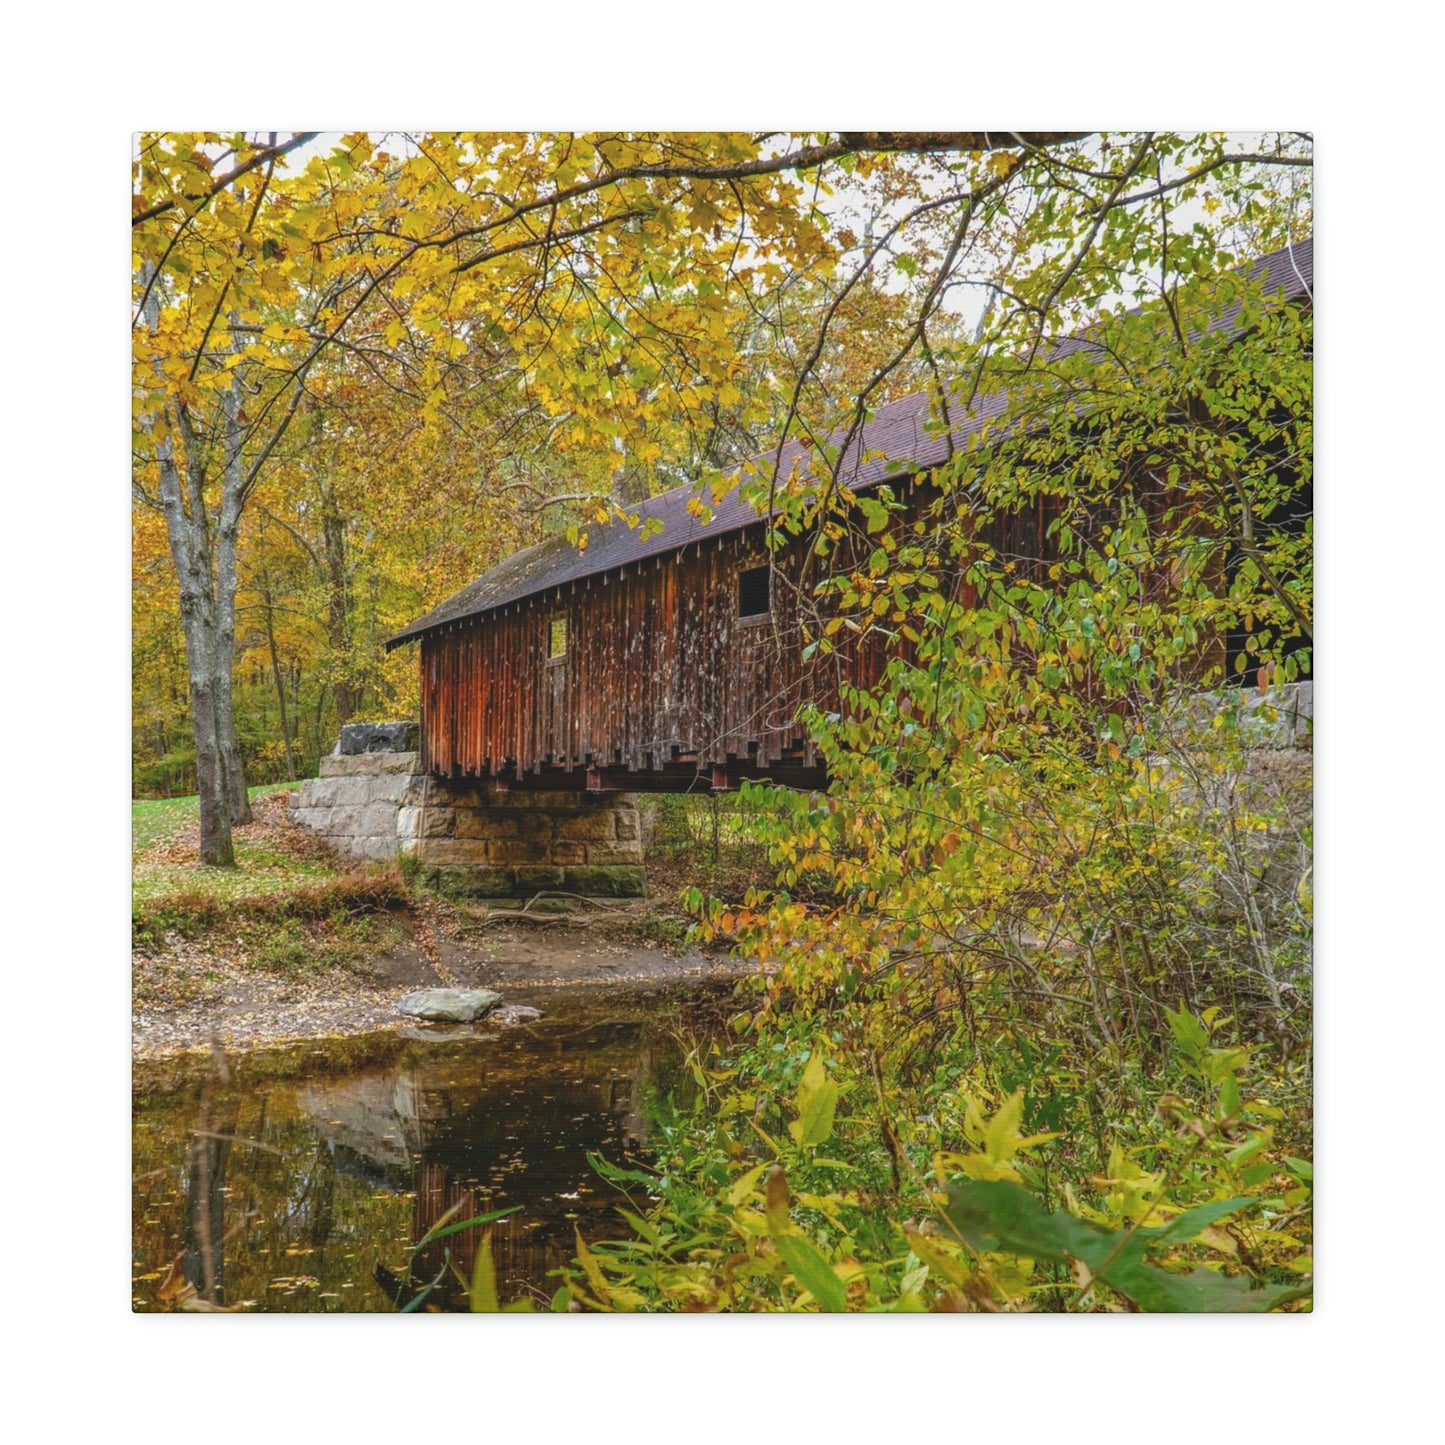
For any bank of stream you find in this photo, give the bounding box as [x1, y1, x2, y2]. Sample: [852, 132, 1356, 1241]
[133, 977, 737, 1312]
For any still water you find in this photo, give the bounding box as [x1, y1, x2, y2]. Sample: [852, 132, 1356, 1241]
[132, 985, 726, 1312]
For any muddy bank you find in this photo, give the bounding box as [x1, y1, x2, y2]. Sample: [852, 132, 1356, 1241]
[133, 907, 756, 1064]
[132, 973, 743, 1096]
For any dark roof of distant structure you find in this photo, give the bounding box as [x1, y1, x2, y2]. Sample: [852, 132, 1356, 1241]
[387, 237, 1311, 650]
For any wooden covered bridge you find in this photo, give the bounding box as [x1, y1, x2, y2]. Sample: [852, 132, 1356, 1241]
[384, 399, 950, 796]
[369, 239, 1312, 893]
[387, 237, 1311, 798]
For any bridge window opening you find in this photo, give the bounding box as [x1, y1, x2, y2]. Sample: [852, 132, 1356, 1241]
[738, 565, 770, 619]
[548, 616, 567, 660]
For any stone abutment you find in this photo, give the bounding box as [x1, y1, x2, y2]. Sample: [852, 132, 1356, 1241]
[289, 723, 644, 896]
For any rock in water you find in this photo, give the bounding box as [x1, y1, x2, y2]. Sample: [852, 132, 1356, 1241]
[396, 988, 503, 1023]
[491, 1004, 544, 1027]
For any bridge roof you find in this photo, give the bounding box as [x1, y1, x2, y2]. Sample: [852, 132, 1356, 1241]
[387, 237, 1311, 650]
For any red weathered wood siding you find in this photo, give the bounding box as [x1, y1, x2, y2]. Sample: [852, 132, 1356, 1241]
[419, 523, 877, 781]
[417, 485, 1064, 785]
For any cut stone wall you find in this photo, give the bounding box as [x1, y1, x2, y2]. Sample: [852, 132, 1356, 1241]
[1184, 680, 1313, 753]
[289, 749, 421, 863]
[1159, 681, 1313, 931]
[397, 777, 644, 897]
[289, 734, 644, 896]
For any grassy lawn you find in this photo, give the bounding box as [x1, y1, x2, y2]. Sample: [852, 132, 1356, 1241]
[132, 782, 340, 905]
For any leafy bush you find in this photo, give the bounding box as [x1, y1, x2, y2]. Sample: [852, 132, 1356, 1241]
[558, 1013, 1310, 1313]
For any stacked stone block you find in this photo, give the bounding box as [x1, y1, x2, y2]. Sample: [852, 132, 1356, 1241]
[289, 728, 644, 896]
[289, 749, 420, 863]
[1174, 681, 1313, 751]
[397, 777, 644, 897]
[1154, 681, 1313, 933]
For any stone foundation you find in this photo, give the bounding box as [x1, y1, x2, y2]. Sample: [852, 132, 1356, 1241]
[1159, 681, 1313, 930]
[290, 732, 644, 896]
[398, 777, 645, 897]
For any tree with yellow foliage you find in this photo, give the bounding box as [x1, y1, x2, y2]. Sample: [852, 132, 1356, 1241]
[133, 131, 1309, 864]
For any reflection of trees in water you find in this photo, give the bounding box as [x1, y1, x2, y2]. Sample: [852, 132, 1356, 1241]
[134, 1086, 414, 1313]
[182, 1089, 237, 1304]
[134, 1002, 719, 1312]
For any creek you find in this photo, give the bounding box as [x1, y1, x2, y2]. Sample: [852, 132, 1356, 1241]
[132, 982, 730, 1312]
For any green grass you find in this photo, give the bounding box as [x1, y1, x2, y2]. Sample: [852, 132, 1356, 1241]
[131, 793, 204, 855]
[132, 782, 332, 905]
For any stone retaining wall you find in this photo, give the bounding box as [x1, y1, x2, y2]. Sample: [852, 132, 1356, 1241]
[289, 735, 644, 896]
[1162, 681, 1313, 931]
[1191, 680, 1313, 752]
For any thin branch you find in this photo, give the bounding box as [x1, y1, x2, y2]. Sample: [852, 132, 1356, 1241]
[1108, 152, 1313, 211]
[133, 132, 320, 227]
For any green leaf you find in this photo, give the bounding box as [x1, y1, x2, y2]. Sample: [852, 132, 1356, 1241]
[470, 1231, 500, 1313]
[944, 1180, 1307, 1313]
[1136, 1196, 1255, 1247]
[788, 1052, 838, 1147]
[398, 1283, 437, 1313]
[1164, 1006, 1209, 1063]
[417, 1204, 521, 1247]
[777, 1234, 847, 1312]
[616, 1206, 660, 1245]
[727, 1162, 769, 1207]
[574, 1225, 614, 1309]
[587, 1151, 656, 1187]
[984, 1089, 1025, 1163]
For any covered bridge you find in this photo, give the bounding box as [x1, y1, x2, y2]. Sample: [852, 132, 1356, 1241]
[387, 237, 1311, 798]
[383, 389, 990, 795]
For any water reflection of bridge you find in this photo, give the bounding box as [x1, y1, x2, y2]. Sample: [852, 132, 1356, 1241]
[296, 1015, 666, 1307]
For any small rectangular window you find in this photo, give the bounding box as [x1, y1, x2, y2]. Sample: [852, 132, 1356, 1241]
[548, 616, 567, 659]
[738, 565, 770, 619]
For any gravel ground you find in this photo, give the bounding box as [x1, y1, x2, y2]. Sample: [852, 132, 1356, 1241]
[133, 921, 757, 1061]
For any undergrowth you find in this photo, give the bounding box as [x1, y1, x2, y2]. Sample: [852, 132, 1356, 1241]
[132, 870, 413, 956]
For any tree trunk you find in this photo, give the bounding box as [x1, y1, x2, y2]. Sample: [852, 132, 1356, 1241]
[259, 565, 298, 781]
[165, 424, 235, 866]
[313, 683, 330, 762]
[217, 377, 253, 825]
[138, 269, 235, 865]
[192, 676, 232, 864]
[322, 499, 358, 726]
